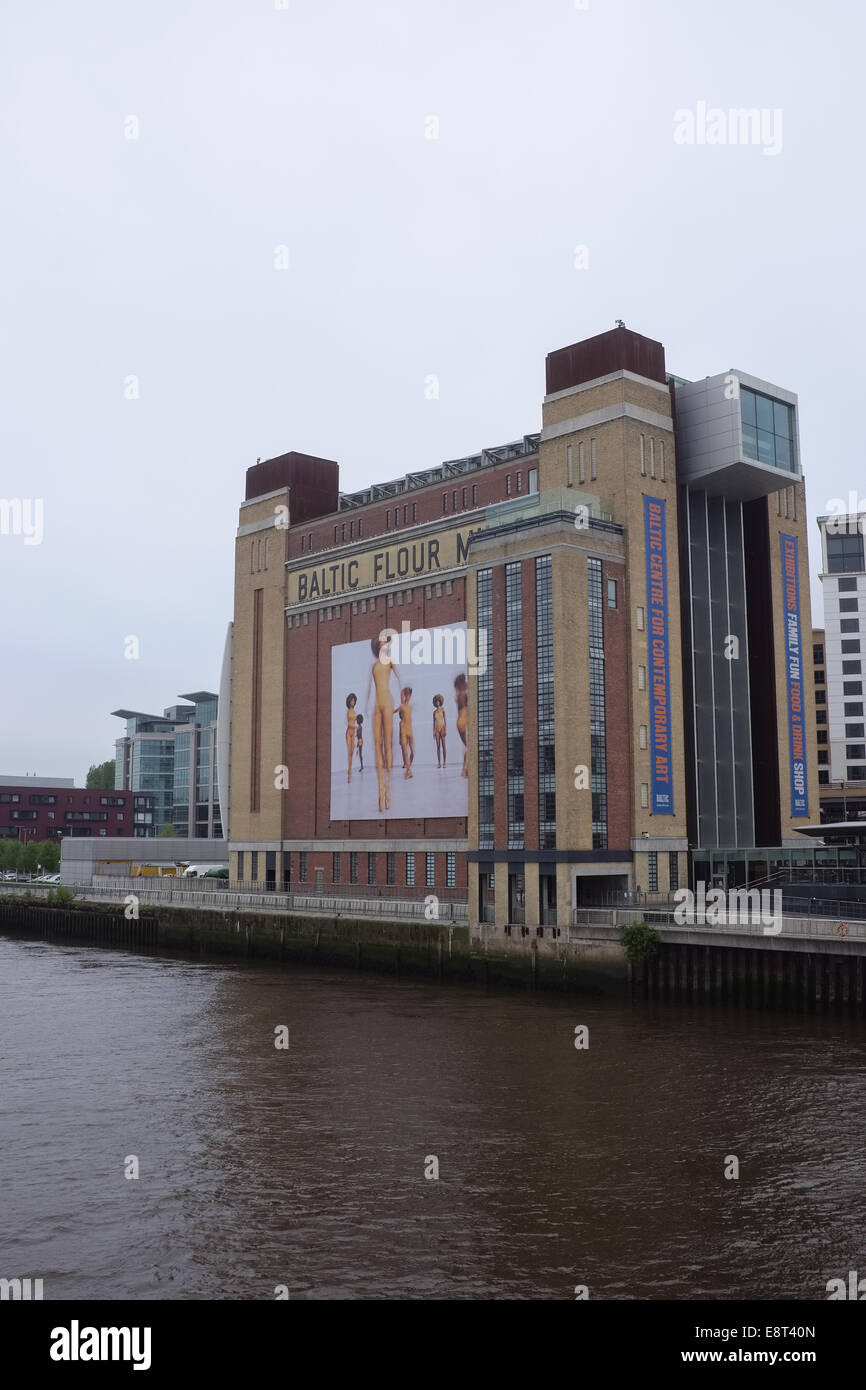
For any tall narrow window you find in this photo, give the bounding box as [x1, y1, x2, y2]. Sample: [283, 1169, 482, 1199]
[588, 557, 608, 849]
[446, 852, 456, 887]
[578, 441, 585, 485]
[668, 852, 679, 891]
[506, 561, 525, 848]
[406, 852, 415, 886]
[640, 434, 646, 476]
[367, 852, 376, 885]
[659, 440, 665, 481]
[649, 438, 655, 479]
[567, 444, 573, 487]
[536, 556, 556, 849]
[648, 852, 658, 892]
[590, 438, 597, 481]
[472, 484, 477, 506]
[426, 853, 435, 886]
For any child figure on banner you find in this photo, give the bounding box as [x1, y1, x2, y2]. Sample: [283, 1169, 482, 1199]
[355, 713, 364, 772]
[394, 687, 415, 778]
[432, 694, 447, 769]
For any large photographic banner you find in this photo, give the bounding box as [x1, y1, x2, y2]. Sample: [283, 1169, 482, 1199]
[644, 495, 674, 814]
[780, 533, 809, 818]
[330, 622, 470, 822]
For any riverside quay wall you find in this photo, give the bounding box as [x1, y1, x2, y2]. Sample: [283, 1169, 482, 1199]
[5, 895, 866, 1012]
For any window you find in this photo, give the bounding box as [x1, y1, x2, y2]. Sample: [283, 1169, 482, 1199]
[0, 793, 20, 803]
[472, 485, 477, 505]
[334, 525, 338, 544]
[341, 523, 346, 541]
[819, 770, 830, 784]
[299, 852, 307, 882]
[648, 852, 658, 892]
[528, 469, 538, 494]
[840, 599, 859, 613]
[740, 387, 796, 471]
[813, 643, 825, 664]
[817, 750, 829, 764]
[406, 852, 415, 886]
[636, 606, 645, 630]
[816, 711, 827, 724]
[659, 441, 665, 481]
[332, 853, 341, 883]
[363, 852, 374, 885]
[516, 472, 522, 493]
[12, 810, 38, 820]
[845, 703, 864, 716]
[578, 442, 585, 485]
[668, 852, 679, 891]
[842, 640, 861, 654]
[843, 662, 862, 675]
[452, 490, 457, 511]
[99, 796, 125, 806]
[350, 852, 358, 884]
[607, 579, 617, 609]
[386, 510, 391, 529]
[446, 852, 456, 887]
[847, 765, 866, 780]
[639, 435, 646, 476]
[403, 505, 408, 525]
[506, 475, 512, 496]
[309, 531, 313, 548]
[649, 437, 655, 478]
[426, 853, 435, 886]
[641, 783, 649, 808]
[116, 812, 124, 821]
[827, 530, 865, 573]
[841, 619, 860, 633]
[349, 521, 354, 539]
[638, 665, 646, 690]
[839, 576, 858, 591]
[639, 725, 648, 749]
[815, 669, 825, 684]
[815, 690, 826, 703]
[846, 724, 865, 738]
[442, 493, 448, 513]
[29, 794, 57, 804]
[847, 745, 866, 760]
[817, 731, 828, 744]
[590, 437, 597, 480]
[386, 852, 395, 885]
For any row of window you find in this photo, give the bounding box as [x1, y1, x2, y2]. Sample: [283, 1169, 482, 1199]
[293, 850, 457, 888]
[0, 793, 128, 806]
[8, 810, 124, 823]
[647, 852, 680, 892]
[819, 768, 866, 784]
[288, 579, 459, 627]
[639, 435, 666, 481]
[566, 438, 599, 486]
[775, 485, 798, 520]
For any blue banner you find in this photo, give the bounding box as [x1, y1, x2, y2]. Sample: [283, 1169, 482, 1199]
[644, 496, 674, 814]
[780, 533, 809, 818]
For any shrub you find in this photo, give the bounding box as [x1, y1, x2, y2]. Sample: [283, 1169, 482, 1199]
[47, 886, 76, 906]
[620, 920, 660, 964]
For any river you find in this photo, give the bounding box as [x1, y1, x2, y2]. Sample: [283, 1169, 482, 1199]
[2, 933, 865, 1300]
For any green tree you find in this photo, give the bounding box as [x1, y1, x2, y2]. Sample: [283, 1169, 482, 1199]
[22, 842, 41, 875]
[86, 760, 116, 790]
[39, 840, 61, 873]
[159, 823, 178, 838]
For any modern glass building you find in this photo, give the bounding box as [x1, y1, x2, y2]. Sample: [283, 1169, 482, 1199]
[113, 692, 223, 838]
[813, 513, 866, 821]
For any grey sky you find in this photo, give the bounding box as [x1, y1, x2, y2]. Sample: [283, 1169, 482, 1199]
[1, 0, 862, 783]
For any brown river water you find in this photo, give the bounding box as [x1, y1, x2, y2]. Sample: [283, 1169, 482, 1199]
[2, 932, 865, 1300]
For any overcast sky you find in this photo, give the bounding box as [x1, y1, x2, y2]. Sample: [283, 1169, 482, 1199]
[1, 0, 862, 783]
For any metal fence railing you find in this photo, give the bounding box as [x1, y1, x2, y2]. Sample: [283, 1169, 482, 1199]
[73, 877, 469, 923]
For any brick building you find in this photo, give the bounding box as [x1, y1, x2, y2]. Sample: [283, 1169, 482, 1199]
[223, 325, 820, 923]
[0, 776, 150, 841]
